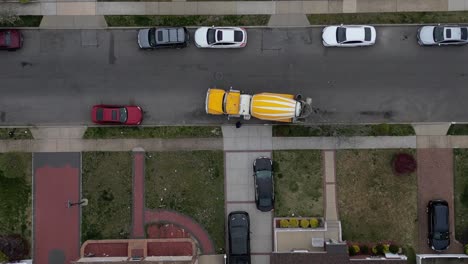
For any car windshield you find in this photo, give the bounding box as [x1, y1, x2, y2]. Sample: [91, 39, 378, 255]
[364, 27, 371, 41]
[96, 108, 104, 121]
[336, 27, 347, 43]
[259, 197, 271, 207]
[1, 31, 11, 46]
[207, 29, 216, 44]
[148, 28, 156, 46]
[119, 108, 127, 123]
[433, 27, 445, 42]
[461, 28, 467, 40]
[256, 170, 271, 179]
[433, 232, 449, 240]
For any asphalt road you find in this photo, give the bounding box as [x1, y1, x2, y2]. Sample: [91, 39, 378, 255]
[0, 27, 467, 126]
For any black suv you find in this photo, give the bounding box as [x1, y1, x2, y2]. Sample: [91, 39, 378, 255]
[427, 200, 450, 251]
[228, 211, 250, 264]
[137, 27, 189, 49]
[253, 157, 274, 212]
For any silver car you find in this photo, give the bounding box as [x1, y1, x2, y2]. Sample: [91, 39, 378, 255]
[137, 27, 189, 49]
[417, 25, 468, 46]
[322, 25, 376, 47]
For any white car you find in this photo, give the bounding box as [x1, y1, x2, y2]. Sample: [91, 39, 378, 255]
[417, 25, 468, 46]
[322, 25, 376, 47]
[194, 26, 247, 48]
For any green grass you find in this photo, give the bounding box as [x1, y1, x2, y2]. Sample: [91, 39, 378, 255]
[273, 124, 415, 137]
[308, 11, 468, 25]
[145, 151, 224, 253]
[105, 15, 270, 27]
[0, 153, 32, 252]
[83, 126, 222, 139]
[273, 150, 323, 217]
[447, 124, 468, 135]
[336, 149, 417, 249]
[0, 128, 33, 140]
[81, 152, 133, 242]
[454, 149, 468, 244]
[0, 16, 42, 27]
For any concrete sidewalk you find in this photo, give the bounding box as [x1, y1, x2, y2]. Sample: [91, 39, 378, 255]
[4, 0, 468, 16]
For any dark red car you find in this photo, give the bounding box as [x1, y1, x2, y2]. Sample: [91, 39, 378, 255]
[91, 105, 143, 125]
[0, 29, 23, 50]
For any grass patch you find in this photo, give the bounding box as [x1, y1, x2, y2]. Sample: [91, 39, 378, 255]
[273, 124, 415, 137]
[447, 124, 468, 135]
[105, 15, 270, 27]
[308, 11, 468, 25]
[82, 152, 133, 242]
[145, 151, 224, 253]
[273, 150, 323, 217]
[0, 16, 42, 27]
[0, 153, 32, 252]
[336, 149, 417, 249]
[454, 149, 468, 244]
[0, 128, 33, 140]
[83, 126, 222, 139]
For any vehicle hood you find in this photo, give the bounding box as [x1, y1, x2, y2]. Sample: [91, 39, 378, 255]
[418, 26, 435, 44]
[138, 29, 151, 48]
[431, 237, 450, 251]
[195, 27, 209, 47]
[322, 26, 339, 45]
[126, 106, 143, 125]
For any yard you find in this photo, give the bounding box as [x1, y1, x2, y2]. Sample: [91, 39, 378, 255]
[273, 150, 323, 217]
[83, 126, 222, 139]
[81, 152, 133, 242]
[336, 149, 418, 249]
[145, 151, 224, 252]
[454, 149, 468, 244]
[0, 153, 32, 249]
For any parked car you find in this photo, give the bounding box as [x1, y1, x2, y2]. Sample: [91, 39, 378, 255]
[0, 29, 23, 50]
[253, 157, 274, 212]
[194, 26, 247, 48]
[417, 25, 468, 46]
[427, 200, 450, 251]
[138, 27, 189, 49]
[91, 105, 143, 125]
[322, 25, 376, 47]
[228, 211, 250, 264]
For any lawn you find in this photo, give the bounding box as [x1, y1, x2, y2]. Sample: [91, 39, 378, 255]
[273, 150, 323, 217]
[336, 149, 417, 249]
[308, 11, 468, 25]
[273, 124, 415, 137]
[105, 15, 270, 27]
[454, 149, 468, 244]
[448, 124, 468, 135]
[0, 153, 32, 251]
[0, 16, 42, 27]
[145, 151, 224, 253]
[0, 128, 33, 140]
[81, 152, 133, 242]
[83, 126, 222, 139]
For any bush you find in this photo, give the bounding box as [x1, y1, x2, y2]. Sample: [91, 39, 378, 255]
[373, 244, 385, 255]
[289, 218, 299, 228]
[310, 218, 319, 228]
[0, 251, 8, 263]
[352, 244, 360, 254]
[383, 244, 390, 253]
[392, 153, 417, 175]
[279, 219, 289, 228]
[360, 245, 369, 254]
[389, 244, 399, 254]
[300, 219, 309, 228]
[349, 245, 357, 256]
[0, 235, 29, 261]
[464, 244, 468, 255]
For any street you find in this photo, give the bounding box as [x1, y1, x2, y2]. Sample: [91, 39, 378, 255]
[0, 27, 467, 125]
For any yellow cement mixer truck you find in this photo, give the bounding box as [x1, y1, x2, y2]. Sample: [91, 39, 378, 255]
[205, 88, 312, 123]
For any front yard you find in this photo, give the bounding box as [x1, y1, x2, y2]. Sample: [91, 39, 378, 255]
[454, 149, 468, 244]
[81, 152, 133, 242]
[145, 151, 224, 252]
[0, 153, 32, 249]
[273, 150, 323, 217]
[336, 150, 418, 249]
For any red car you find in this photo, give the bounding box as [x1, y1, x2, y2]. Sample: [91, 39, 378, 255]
[0, 29, 23, 50]
[91, 105, 143, 125]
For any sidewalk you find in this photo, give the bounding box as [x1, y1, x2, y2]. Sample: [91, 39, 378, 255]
[4, 0, 468, 16]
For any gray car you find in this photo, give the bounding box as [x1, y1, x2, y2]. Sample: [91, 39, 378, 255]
[417, 25, 468, 46]
[137, 27, 189, 49]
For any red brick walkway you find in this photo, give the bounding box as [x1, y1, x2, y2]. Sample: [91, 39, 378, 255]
[132, 152, 145, 238]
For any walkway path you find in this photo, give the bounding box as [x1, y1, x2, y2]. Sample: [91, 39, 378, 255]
[6, 0, 468, 16]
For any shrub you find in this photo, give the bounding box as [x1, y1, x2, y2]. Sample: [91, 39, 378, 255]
[310, 218, 319, 228]
[300, 219, 309, 228]
[464, 244, 468, 255]
[0, 235, 29, 261]
[289, 218, 299, 228]
[360, 245, 369, 254]
[348, 245, 357, 256]
[389, 244, 399, 254]
[279, 219, 289, 228]
[0, 251, 8, 263]
[374, 244, 385, 255]
[352, 244, 360, 254]
[383, 244, 390, 253]
[392, 153, 417, 175]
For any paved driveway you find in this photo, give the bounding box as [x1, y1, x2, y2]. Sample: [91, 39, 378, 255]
[1, 27, 468, 125]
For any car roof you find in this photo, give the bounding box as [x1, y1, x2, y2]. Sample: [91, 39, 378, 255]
[442, 27, 468, 41]
[217, 29, 235, 43]
[433, 203, 449, 232]
[156, 28, 186, 44]
[345, 27, 365, 41]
